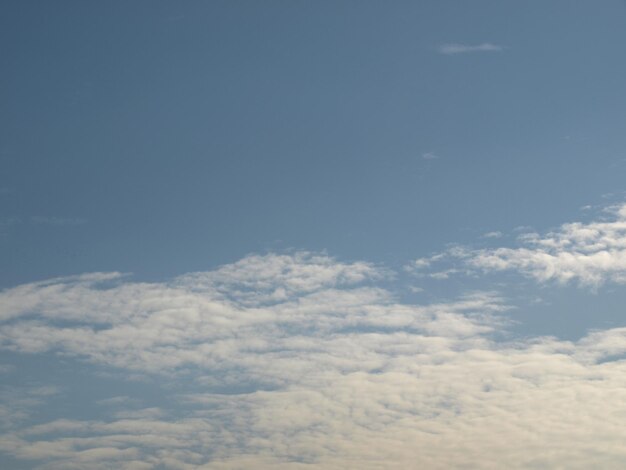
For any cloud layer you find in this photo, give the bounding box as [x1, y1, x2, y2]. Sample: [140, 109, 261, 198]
[2, 251, 626, 468]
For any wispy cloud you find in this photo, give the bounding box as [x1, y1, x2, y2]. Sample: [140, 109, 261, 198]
[422, 152, 440, 160]
[438, 42, 504, 55]
[481, 231, 503, 239]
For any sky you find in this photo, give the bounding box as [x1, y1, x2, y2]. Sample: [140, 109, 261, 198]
[2, 1, 626, 468]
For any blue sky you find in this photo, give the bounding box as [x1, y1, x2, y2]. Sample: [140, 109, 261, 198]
[2, 1, 626, 469]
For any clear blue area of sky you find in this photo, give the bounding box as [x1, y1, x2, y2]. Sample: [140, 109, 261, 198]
[2, 1, 626, 337]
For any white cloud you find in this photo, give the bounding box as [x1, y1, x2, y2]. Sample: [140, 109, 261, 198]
[408, 252, 448, 272]
[408, 204, 626, 289]
[481, 231, 503, 239]
[422, 152, 439, 160]
[438, 43, 504, 55]
[2, 252, 626, 468]
[468, 203, 626, 287]
[176, 251, 384, 306]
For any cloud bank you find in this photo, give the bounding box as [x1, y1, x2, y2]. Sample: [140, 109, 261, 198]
[2, 251, 626, 468]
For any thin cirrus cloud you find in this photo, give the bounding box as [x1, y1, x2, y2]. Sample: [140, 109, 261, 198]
[438, 42, 504, 55]
[2, 249, 626, 468]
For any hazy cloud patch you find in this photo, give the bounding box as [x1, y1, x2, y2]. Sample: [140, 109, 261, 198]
[481, 231, 503, 239]
[438, 43, 504, 55]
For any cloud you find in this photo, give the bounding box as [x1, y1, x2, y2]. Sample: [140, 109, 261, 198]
[176, 251, 385, 306]
[481, 231, 503, 239]
[2, 252, 626, 467]
[468, 203, 626, 287]
[408, 204, 626, 289]
[0, 254, 496, 374]
[438, 42, 504, 55]
[407, 247, 470, 279]
[422, 152, 439, 160]
[0, 386, 60, 433]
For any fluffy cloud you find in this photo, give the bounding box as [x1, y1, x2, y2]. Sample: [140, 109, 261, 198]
[408, 204, 626, 288]
[2, 252, 626, 468]
[469, 204, 626, 287]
